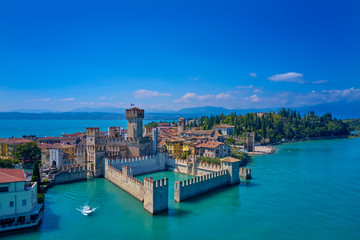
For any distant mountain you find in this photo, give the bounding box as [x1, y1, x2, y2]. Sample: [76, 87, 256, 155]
[176, 106, 278, 116]
[294, 101, 360, 119]
[71, 107, 126, 113]
[11, 109, 55, 113]
[1, 101, 359, 120]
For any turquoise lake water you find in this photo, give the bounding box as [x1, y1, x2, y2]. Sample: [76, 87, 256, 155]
[1, 137, 360, 239]
[0, 119, 169, 138]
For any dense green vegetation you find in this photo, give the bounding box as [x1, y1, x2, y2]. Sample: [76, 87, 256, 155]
[31, 161, 41, 192]
[190, 108, 350, 144]
[231, 150, 247, 161]
[144, 121, 159, 128]
[197, 156, 221, 165]
[344, 119, 360, 131]
[13, 141, 41, 164]
[0, 159, 19, 168]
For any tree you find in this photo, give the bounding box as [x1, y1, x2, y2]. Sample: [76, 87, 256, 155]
[31, 160, 41, 192]
[0, 159, 17, 168]
[13, 142, 41, 164]
[225, 137, 235, 145]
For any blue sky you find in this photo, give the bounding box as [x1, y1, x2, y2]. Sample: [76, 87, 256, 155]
[0, 0, 359, 112]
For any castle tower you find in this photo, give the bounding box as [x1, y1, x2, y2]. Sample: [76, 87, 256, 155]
[126, 107, 144, 139]
[86, 127, 99, 146]
[220, 157, 240, 185]
[178, 117, 185, 133]
[86, 127, 105, 177]
[152, 128, 157, 155]
[246, 132, 255, 152]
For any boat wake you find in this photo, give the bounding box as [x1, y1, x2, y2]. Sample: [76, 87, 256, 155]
[76, 205, 98, 216]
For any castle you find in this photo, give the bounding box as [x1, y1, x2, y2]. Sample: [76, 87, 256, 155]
[49, 107, 252, 215]
[86, 107, 153, 177]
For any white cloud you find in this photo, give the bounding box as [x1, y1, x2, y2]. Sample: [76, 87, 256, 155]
[236, 85, 254, 89]
[174, 92, 233, 103]
[60, 98, 75, 102]
[216, 93, 231, 99]
[249, 72, 257, 77]
[193, 77, 199, 81]
[100, 96, 114, 100]
[267, 72, 305, 83]
[134, 89, 171, 98]
[250, 94, 260, 102]
[311, 80, 327, 84]
[252, 86, 264, 94]
[26, 98, 52, 103]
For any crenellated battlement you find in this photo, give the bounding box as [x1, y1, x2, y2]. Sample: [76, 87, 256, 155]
[87, 145, 106, 151]
[174, 158, 188, 165]
[174, 170, 230, 202]
[86, 127, 99, 136]
[107, 154, 157, 164]
[239, 167, 252, 179]
[175, 170, 227, 188]
[144, 177, 168, 189]
[126, 108, 144, 119]
[106, 153, 166, 176]
[108, 165, 144, 187]
[52, 164, 88, 184]
[60, 164, 87, 172]
[196, 161, 222, 171]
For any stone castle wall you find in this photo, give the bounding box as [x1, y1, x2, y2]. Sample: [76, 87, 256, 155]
[239, 167, 252, 180]
[143, 177, 168, 214]
[105, 161, 168, 214]
[105, 165, 144, 201]
[107, 154, 166, 176]
[52, 165, 87, 184]
[174, 170, 229, 202]
[165, 158, 189, 174]
[166, 158, 223, 176]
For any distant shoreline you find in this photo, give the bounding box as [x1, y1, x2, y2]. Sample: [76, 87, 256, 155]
[249, 134, 359, 156]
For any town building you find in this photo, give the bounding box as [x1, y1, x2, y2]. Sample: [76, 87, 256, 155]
[213, 124, 235, 136]
[0, 169, 43, 232]
[194, 141, 231, 158]
[37, 137, 61, 145]
[40, 143, 76, 168]
[60, 132, 85, 145]
[0, 138, 32, 159]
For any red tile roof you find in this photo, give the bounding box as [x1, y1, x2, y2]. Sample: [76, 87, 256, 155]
[213, 124, 234, 129]
[196, 141, 223, 149]
[0, 138, 32, 144]
[0, 169, 25, 184]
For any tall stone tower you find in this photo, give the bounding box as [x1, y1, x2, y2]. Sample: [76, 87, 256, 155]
[220, 157, 240, 185]
[86, 127, 105, 177]
[178, 117, 185, 133]
[126, 107, 144, 139]
[246, 132, 255, 152]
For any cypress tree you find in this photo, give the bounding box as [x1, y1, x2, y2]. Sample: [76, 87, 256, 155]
[31, 161, 41, 192]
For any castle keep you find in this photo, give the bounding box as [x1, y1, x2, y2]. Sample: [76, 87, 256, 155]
[50, 107, 252, 214]
[85, 107, 152, 177]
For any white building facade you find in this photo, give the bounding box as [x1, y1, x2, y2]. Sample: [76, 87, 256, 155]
[0, 169, 44, 232]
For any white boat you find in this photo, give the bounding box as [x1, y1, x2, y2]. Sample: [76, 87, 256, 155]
[81, 206, 94, 216]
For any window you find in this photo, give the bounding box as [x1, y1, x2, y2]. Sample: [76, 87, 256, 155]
[10, 201, 14, 208]
[0, 186, 9, 192]
[22, 200, 27, 206]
